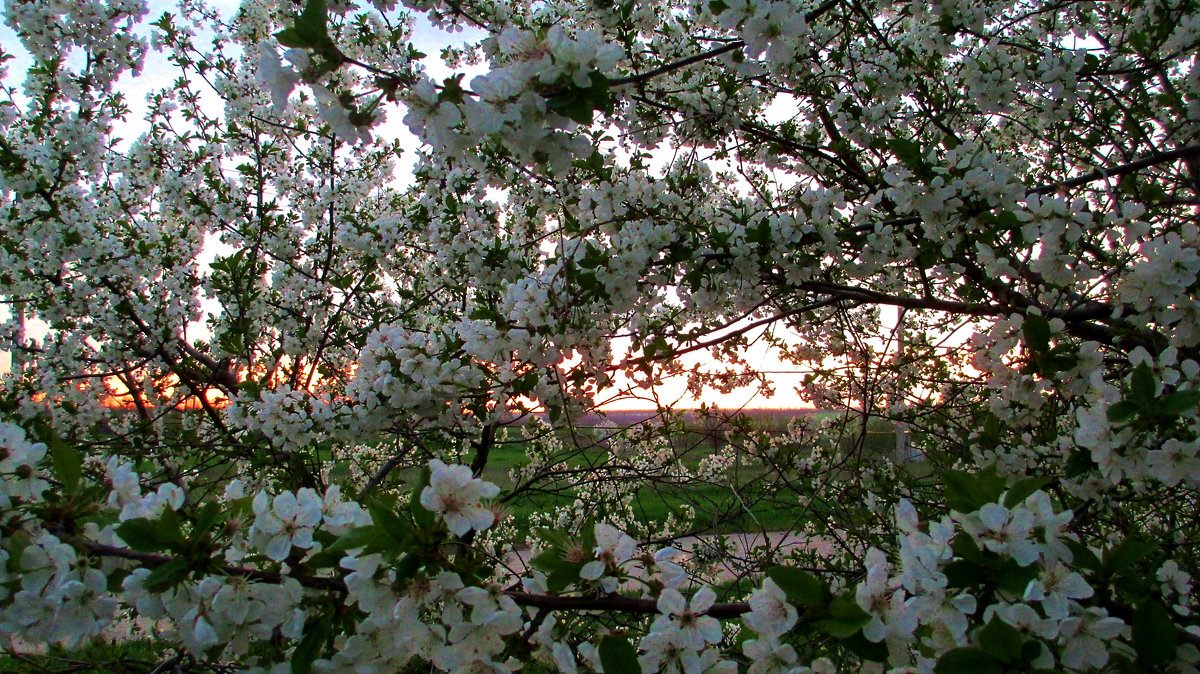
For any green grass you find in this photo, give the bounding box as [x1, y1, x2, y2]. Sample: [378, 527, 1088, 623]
[0, 639, 168, 673]
[461, 415, 904, 539]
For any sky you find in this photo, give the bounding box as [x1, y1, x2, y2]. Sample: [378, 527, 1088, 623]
[0, 0, 818, 410]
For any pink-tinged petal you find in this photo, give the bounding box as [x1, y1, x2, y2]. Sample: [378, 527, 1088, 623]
[458, 586, 489, 605]
[979, 503, 1008, 530]
[252, 491, 270, 515]
[291, 529, 314, 549]
[193, 616, 219, 648]
[580, 560, 605, 580]
[699, 616, 723, 643]
[1089, 616, 1127, 640]
[692, 586, 717, 614]
[862, 616, 887, 642]
[657, 588, 685, 616]
[444, 513, 471, 536]
[467, 507, 496, 532]
[856, 584, 875, 613]
[419, 486, 438, 511]
[265, 535, 291, 561]
[273, 492, 298, 519]
[895, 499, 919, 532]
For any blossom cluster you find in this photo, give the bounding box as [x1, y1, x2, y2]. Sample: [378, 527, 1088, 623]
[2, 0, 1200, 670]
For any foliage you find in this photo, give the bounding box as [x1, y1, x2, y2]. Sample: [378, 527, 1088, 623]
[0, 0, 1199, 671]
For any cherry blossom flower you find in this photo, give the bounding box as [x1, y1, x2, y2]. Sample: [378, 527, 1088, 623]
[420, 459, 501, 536]
[651, 587, 724, 650]
[1058, 608, 1127, 671]
[743, 578, 798, 637]
[1024, 563, 1094, 620]
[249, 489, 324, 561]
[957, 503, 1040, 566]
[255, 47, 300, 115]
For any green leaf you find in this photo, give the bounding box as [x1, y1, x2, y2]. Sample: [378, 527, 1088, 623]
[409, 467, 435, 530]
[193, 501, 221, 535]
[1022, 314, 1051, 353]
[546, 73, 611, 126]
[546, 560, 586, 593]
[1130, 363, 1156, 403]
[549, 90, 594, 125]
[107, 567, 131, 593]
[531, 547, 565, 574]
[531, 529, 587, 592]
[842, 631, 889, 661]
[1065, 448, 1099, 478]
[392, 553, 423, 588]
[943, 559, 984, 588]
[1132, 600, 1176, 666]
[1003, 476, 1051, 508]
[144, 558, 190, 592]
[586, 71, 613, 114]
[979, 615, 1023, 663]
[934, 648, 1003, 674]
[1103, 537, 1156, 575]
[766, 566, 830, 606]
[816, 596, 870, 637]
[978, 415, 1001, 446]
[1020, 640, 1046, 667]
[579, 242, 606, 269]
[943, 469, 1002, 513]
[327, 525, 384, 554]
[115, 516, 186, 553]
[305, 526, 388, 568]
[366, 499, 411, 548]
[275, 27, 312, 48]
[291, 615, 331, 674]
[1065, 540, 1101, 572]
[888, 137, 925, 175]
[950, 532, 984, 563]
[1106, 400, 1140, 423]
[599, 635, 641, 674]
[995, 558, 1041, 595]
[438, 74, 465, 104]
[1161, 389, 1200, 415]
[48, 435, 82, 494]
[294, 0, 330, 48]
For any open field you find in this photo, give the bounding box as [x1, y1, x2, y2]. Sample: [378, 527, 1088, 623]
[450, 408, 902, 540]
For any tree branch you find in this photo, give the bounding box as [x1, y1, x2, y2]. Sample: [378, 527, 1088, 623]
[81, 540, 752, 617]
[610, 0, 841, 89]
[610, 42, 746, 88]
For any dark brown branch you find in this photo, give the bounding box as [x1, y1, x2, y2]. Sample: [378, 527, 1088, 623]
[506, 592, 750, 618]
[1027, 143, 1200, 195]
[610, 42, 746, 88]
[470, 422, 498, 478]
[610, 0, 840, 89]
[82, 541, 348, 592]
[82, 541, 752, 617]
[613, 296, 845, 371]
[362, 446, 413, 496]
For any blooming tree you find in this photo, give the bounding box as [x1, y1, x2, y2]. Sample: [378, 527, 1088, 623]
[0, 0, 1198, 671]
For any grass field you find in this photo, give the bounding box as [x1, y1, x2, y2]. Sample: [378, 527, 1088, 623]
[462, 408, 901, 540]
